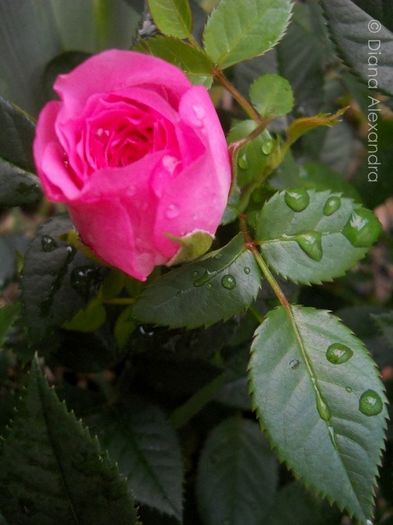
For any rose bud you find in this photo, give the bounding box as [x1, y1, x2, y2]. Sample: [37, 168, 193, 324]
[34, 50, 231, 281]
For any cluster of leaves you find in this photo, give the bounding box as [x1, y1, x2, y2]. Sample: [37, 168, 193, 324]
[0, 1, 393, 525]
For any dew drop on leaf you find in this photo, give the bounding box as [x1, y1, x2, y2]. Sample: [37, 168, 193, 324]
[238, 153, 248, 170]
[41, 235, 58, 252]
[261, 138, 273, 155]
[296, 231, 323, 261]
[243, 266, 251, 274]
[139, 325, 154, 337]
[284, 188, 310, 212]
[289, 359, 300, 369]
[221, 274, 236, 290]
[323, 196, 341, 216]
[359, 389, 383, 416]
[326, 343, 353, 364]
[316, 396, 331, 422]
[345, 386, 353, 393]
[343, 209, 381, 247]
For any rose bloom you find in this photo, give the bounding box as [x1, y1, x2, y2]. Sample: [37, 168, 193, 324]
[34, 50, 231, 281]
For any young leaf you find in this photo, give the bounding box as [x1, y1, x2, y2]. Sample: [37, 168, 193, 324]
[0, 157, 42, 208]
[133, 233, 262, 329]
[286, 108, 347, 146]
[0, 358, 138, 525]
[91, 398, 183, 521]
[62, 297, 106, 333]
[203, 0, 293, 69]
[249, 305, 387, 523]
[322, 0, 393, 96]
[148, 0, 193, 39]
[196, 417, 278, 525]
[135, 36, 213, 86]
[0, 95, 35, 172]
[249, 73, 294, 117]
[256, 189, 381, 284]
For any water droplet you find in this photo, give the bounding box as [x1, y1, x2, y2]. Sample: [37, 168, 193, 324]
[165, 204, 179, 219]
[317, 396, 331, 421]
[221, 274, 236, 290]
[192, 105, 206, 126]
[214, 253, 223, 260]
[289, 359, 300, 370]
[139, 325, 154, 337]
[162, 155, 179, 174]
[296, 231, 323, 261]
[261, 138, 273, 155]
[243, 266, 251, 274]
[63, 158, 70, 168]
[343, 208, 381, 248]
[323, 196, 341, 216]
[96, 127, 109, 138]
[192, 270, 200, 279]
[326, 343, 353, 365]
[41, 235, 58, 252]
[238, 153, 248, 170]
[207, 282, 213, 289]
[359, 389, 383, 417]
[70, 266, 97, 295]
[284, 189, 310, 212]
[193, 269, 212, 287]
[346, 386, 353, 393]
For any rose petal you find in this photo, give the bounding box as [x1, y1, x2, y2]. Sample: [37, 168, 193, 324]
[54, 50, 191, 115]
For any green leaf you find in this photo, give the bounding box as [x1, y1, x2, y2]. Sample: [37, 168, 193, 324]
[135, 36, 213, 86]
[203, 0, 293, 69]
[0, 358, 138, 524]
[250, 73, 293, 117]
[265, 482, 341, 525]
[133, 234, 262, 329]
[0, 302, 20, 346]
[62, 297, 106, 333]
[276, 2, 333, 114]
[271, 154, 361, 201]
[322, 0, 393, 96]
[249, 305, 387, 523]
[0, 157, 42, 208]
[21, 216, 103, 343]
[196, 417, 278, 525]
[228, 120, 274, 187]
[0, 96, 35, 172]
[91, 397, 183, 521]
[256, 189, 381, 284]
[148, 0, 193, 39]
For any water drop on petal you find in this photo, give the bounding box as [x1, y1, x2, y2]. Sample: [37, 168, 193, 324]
[165, 204, 179, 219]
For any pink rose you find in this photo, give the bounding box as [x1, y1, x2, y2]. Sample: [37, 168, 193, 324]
[34, 50, 231, 281]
